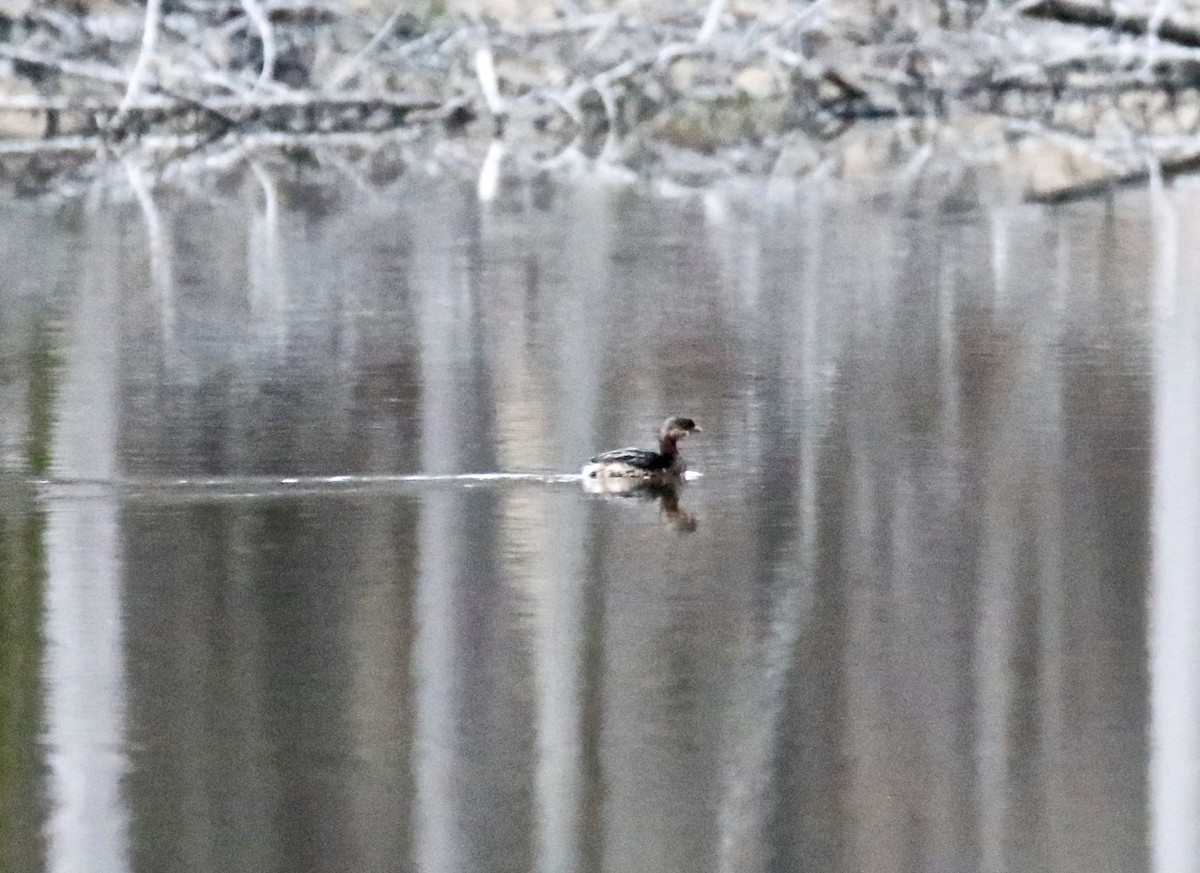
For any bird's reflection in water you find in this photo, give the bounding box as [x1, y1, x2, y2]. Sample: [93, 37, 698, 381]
[582, 476, 698, 532]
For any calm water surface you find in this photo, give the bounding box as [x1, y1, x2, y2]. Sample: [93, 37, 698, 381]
[1, 170, 1198, 873]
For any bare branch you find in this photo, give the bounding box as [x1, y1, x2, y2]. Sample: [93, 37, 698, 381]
[241, 0, 277, 90]
[475, 45, 506, 117]
[696, 0, 727, 44]
[0, 43, 131, 88]
[118, 0, 163, 115]
[477, 138, 503, 201]
[1021, 0, 1200, 49]
[329, 2, 406, 89]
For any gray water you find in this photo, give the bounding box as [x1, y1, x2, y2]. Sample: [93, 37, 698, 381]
[1, 168, 1198, 873]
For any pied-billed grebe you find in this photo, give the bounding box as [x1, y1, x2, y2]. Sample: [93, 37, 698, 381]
[582, 415, 702, 482]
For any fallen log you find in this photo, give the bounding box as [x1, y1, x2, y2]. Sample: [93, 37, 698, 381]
[1026, 149, 1200, 203]
[1021, 0, 1200, 49]
[0, 86, 447, 140]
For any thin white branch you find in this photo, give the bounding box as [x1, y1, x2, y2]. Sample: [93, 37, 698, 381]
[597, 88, 623, 163]
[1143, 0, 1174, 71]
[595, 81, 619, 130]
[329, 2, 405, 88]
[477, 138, 504, 201]
[475, 46, 506, 116]
[583, 13, 620, 54]
[241, 0, 276, 90]
[541, 89, 585, 125]
[696, 0, 727, 44]
[119, 0, 163, 114]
